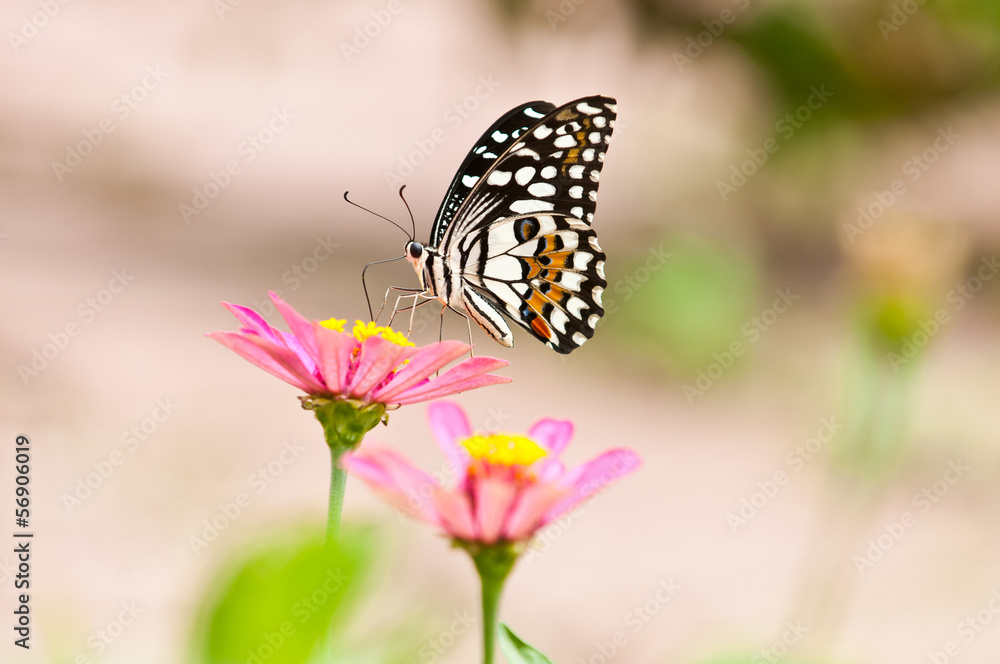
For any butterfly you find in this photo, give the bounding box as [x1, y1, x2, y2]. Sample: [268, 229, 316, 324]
[392, 96, 617, 354]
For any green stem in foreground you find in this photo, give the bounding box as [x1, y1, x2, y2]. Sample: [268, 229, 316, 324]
[302, 397, 387, 543]
[471, 545, 519, 664]
[326, 445, 348, 541]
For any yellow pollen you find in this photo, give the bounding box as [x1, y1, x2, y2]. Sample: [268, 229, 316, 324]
[350, 320, 415, 348]
[319, 318, 347, 333]
[461, 433, 547, 467]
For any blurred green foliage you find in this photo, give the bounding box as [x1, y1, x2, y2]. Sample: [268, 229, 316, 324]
[191, 525, 418, 664]
[608, 235, 759, 375]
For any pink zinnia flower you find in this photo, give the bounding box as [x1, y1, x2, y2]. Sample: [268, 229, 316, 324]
[206, 292, 511, 408]
[342, 401, 641, 545]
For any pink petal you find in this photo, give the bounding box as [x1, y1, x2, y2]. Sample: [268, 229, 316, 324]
[221, 302, 284, 344]
[472, 477, 518, 544]
[544, 449, 642, 523]
[502, 482, 572, 541]
[207, 330, 326, 394]
[427, 402, 472, 477]
[528, 418, 574, 456]
[341, 448, 443, 525]
[387, 357, 511, 404]
[270, 292, 321, 364]
[347, 336, 417, 398]
[370, 340, 470, 401]
[431, 488, 477, 541]
[314, 323, 354, 394]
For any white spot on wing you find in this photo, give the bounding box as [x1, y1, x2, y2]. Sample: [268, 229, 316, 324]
[541, 166, 557, 179]
[483, 278, 521, 309]
[583, 148, 595, 162]
[569, 185, 584, 199]
[515, 166, 536, 185]
[509, 199, 553, 214]
[484, 255, 524, 281]
[573, 252, 593, 270]
[553, 135, 577, 149]
[527, 182, 556, 197]
[568, 165, 585, 179]
[524, 107, 545, 118]
[570, 206, 584, 218]
[568, 297, 588, 317]
[577, 102, 602, 114]
[559, 271, 584, 291]
[588, 313, 600, 328]
[462, 175, 479, 188]
[550, 309, 570, 334]
[572, 331, 588, 346]
[593, 116, 607, 128]
[533, 125, 553, 139]
[487, 170, 512, 186]
[492, 130, 508, 142]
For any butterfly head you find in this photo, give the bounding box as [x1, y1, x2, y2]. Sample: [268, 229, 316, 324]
[404, 241, 429, 286]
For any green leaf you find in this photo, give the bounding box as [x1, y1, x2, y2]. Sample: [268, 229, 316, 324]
[498, 624, 555, 664]
[192, 524, 374, 664]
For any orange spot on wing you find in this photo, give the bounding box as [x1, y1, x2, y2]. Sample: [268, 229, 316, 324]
[530, 316, 552, 339]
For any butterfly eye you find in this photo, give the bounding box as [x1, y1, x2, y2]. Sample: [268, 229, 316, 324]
[407, 242, 424, 259]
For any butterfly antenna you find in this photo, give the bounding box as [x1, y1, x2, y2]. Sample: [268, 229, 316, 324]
[397, 185, 416, 241]
[343, 191, 413, 241]
[361, 256, 406, 321]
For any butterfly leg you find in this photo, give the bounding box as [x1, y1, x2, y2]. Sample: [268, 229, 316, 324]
[379, 285, 422, 325]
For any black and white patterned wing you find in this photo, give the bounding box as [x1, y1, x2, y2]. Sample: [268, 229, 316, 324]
[439, 95, 617, 252]
[429, 101, 556, 248]
[457, 213, 607, 353]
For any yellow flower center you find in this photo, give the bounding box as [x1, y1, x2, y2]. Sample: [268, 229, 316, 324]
[319, 318, 347, 333]
[319, 318, 415, 348]
[461, 433, 547, 467]
[351, 320, 415, 348]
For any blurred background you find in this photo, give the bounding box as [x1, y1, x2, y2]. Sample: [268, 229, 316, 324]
[3, 0, 1000, 662]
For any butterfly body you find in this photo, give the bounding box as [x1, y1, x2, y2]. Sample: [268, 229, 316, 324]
[405, 95, 617, 354]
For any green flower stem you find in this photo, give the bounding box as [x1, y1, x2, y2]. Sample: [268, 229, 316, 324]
[471, 545, 519, 664]
[326, 445, 348, 541]
[302, 397, 387, 544]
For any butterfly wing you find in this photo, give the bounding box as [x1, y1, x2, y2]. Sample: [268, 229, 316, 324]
[457, 213, 606, 353]
[442, 95, 616, 353]
[439, 95, 617, 252]
[430, 100, 557, 248]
